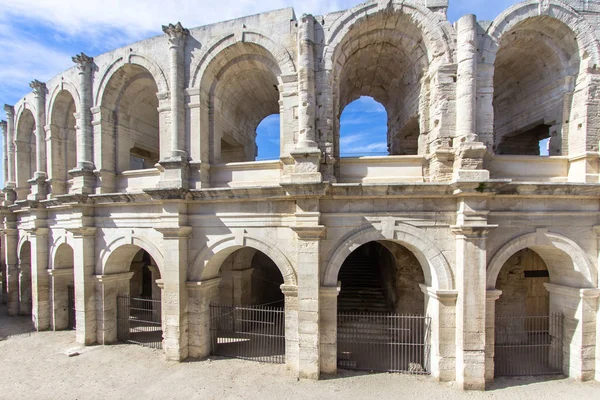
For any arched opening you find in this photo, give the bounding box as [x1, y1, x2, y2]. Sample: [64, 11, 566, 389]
[49, 90, 77, 195]
[18, 241, 32, 316]
[332, 10, 428, 167]
[339, 97, 389, 157]
[15, 109, 36, 200]
[255, 114, 281, 161]
[336, 241, 428, 374]
[210, 247, 285, 364]
[493, 17, 580, 156]
[201, 43, 282, 164]
[102, 64, 160, 173]
[50, 243, 75, 330]
[493, 248, 561, 376]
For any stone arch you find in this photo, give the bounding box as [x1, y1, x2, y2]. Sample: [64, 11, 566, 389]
[323, 0, 454, 69]
[47, 80, 80, 120]
[482, 1, 600, 156]
[323, 223, 453, 290]
[487, 230, 596, 289]
[189, 234, 297, 286]
[49, 236, 73, 269]
[189, 30, 296, 88]
[95, 53, 169, 106]
[484, 0, 600, 67]
[17, 234, 32, 257]
[14, 101, 38, 136]
[99, 235, 165, 277]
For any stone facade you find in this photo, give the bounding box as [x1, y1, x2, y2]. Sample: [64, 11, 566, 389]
[1, 0, 600, 390]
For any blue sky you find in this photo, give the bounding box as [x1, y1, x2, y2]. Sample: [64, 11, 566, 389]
[0, 0, 522, 182]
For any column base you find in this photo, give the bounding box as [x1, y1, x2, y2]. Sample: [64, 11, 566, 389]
[68, 167, 97, 194]
[156, 155, 189, 189]
[27, 175, 48, 201]
[281, 147, 322, 184]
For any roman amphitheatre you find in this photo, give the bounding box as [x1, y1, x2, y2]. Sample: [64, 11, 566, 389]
[1, 0, 600, 391]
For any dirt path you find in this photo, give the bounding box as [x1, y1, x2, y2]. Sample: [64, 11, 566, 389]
[1, 306, 599, 400]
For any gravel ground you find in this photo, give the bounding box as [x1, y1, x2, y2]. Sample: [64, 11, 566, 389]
[1, 305, 599, 400]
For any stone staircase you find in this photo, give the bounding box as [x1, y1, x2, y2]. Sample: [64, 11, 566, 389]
[337, 250, 391, 313]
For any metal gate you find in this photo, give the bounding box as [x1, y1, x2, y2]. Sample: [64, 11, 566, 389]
[117, 295, 163, 349]
[337, 312, 431, 374]
[67, 285, 76, 330]
[495, 314, 563, 376]
[210, 304, 285, 364]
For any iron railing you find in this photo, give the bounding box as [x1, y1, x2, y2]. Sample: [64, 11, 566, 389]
[210, 303, 285, 364]
[67, 285, 76, 330]
[117, 295, 163, 349]
[494, 314, 563, 376]
[337, 312, 431, 374]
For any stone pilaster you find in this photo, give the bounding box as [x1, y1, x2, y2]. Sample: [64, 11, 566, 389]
[187, 277, 220, 359]
[453, 15, 488, 182]
[155, 226, 192, 360]
[157, 22, 189, 189]
[421, 285, 458, 381]
[452, 203, 496, 390]
[1, 120, 7, 185]
[69, 227, 97, 345]
[484, 289, 502, 382]
[319, 284, 340, 374]
[544, 283, 600, 381]
[28, 80, 49, 200]
[281, 284, 300, 372]
[3, 104, 16, 189]
[29, 226, 50, 331]
[291, 204, 325, 379]
[3, 226, 19, 315]
[285, 14, 322, 184]
[69, 53, 97, 193]
[94, 271, 133, 344]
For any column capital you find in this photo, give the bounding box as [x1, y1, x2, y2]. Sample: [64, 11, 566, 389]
[67, 227, 97, 237]
[544, 283, 600, 299]
[485, 289, 502, 302]
[162, 22, 189, 46]
[29, 80, 46, 97]
[72, 53, 94, 73]
[419, 284, 458, 304]
[4, 104, 15, 117]
[280, 284, 298, 297]
[451, 224, 497, 238]
[319, 285, 340, 297]
[290, 225, 326, 240]
[155, 226, 193, 238]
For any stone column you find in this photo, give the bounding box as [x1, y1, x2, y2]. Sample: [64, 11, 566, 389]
[453, 15, 488, 181]
[319, 284, 340, 374]
[452, 213, 495, 390]
[421, 285, 458, 381]
[70, 227, 97, 345]
[281, 284, 299, 372]
[3, 104, 16, 189]
[3, 226, 19, 315]
[18, 247, 32, 316]
[28, 80, 49, 200]
[95, 272, 133, 344]
[1, 120, 7, 185]
[70, 53, 97, 193]
[158, 23, 189, 189]
[187, 278, 220, 359]
[484, 289, 502, 382]
[544, 283, 600, 381]
[285, 14, 322, 184]
[156, 226, 192, 360]
[291, 212, 325, 379]
[48, 268, 74, 330]
[148, 265, 162, 322]
[0, 231, 5, 305]
[29, 227, 50, 331]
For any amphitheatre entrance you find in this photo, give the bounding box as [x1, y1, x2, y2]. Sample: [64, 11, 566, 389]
[336, 241, 430, 374]
[116, 249, 163, 349]
[493, 248, 563, 377]
[209, 248, 286, 364]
